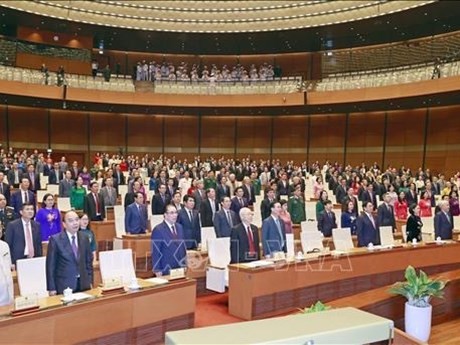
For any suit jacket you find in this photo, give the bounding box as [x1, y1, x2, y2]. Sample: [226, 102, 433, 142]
[241, 184, 256, 206]
[341, 195, 358, 213]
[213, 209, 238, 238]
[100, 186, 117, 207]
[230, 223, 260, 263]
[405, 190, 418, 206]
[192, 189, 206, 211]
[0, 182, 10, 205]
[124, 192, 136, 209]
[83, 192, 105, 221]
[230, 196, 248, 222]
[335, 186, 347, 206]
[114, 171, 126, 187]
[277, 180, 289, 196]
[124, 203, 148, 234]
[46, 231, 93, 294]
[261, 216, 287, 256]
[151, 221, 187, 275]
[48, 169, 63, 185]
[5, 218, 42, 264]
[152, 193, 170, 215]
[434, 211, 453, 240]
[200, 198, 219, 227]
[22, 172, 40, 192]
[356, 213, 380, 247]
[70, 167, 81, 181]
[10, 190, 36, 216]
[361, 190, 377, 210]
[216, 184, 230, 202]
[59, 179, 74, 197]
[7, 169, 22, 187]
[43, 164, 53, 177]
[317, 210, 337, 237]
[377, 203, 396, 230]
[177, 208, 201, 249]
[260, 198, 274, 221]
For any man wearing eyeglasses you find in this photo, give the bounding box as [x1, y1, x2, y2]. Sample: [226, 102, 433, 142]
[151, 204, 187, 276]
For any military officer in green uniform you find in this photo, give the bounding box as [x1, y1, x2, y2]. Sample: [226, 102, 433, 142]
[0, 194, 16, 241]
[287, 186, 306, 224]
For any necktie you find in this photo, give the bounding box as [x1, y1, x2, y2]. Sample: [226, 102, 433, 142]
[0, 184, 3, 194]
[171, 224, 178, 238]
[161, 194, 165, 203]
[71, 235, 78, 259]
[368, 214, 376, 229]
[24, 191, 28, 203]
[210, 201, 215, 215]
[247, 226, 255, 254]
[25, 222, 34, 258]
[30, 173, 35, 190]
[94, 193, 100, 214]
[328, 212, 332, 220]
[239, 198, 243, 207]
[56, 170, 60, 182]
[226, 210, 233, 227]
[189, 210, 193, 223]
[108, 187, 112, 199]
[445, 213, 451, 224]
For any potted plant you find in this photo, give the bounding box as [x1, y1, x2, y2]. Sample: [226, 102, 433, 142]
[389, 265, 448, 342]
[298, 300, 332, 314]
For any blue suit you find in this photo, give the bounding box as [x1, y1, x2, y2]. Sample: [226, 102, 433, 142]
[151, 221, 187, 275]
[177, 208, 201, 249]
[356, 213, 381, 247]
[10, 190, 36, 216]
[46, 231, 93, 294]
[434, 211, 453, 240]
[124, 203, 148, 234]
[261, 216, 287, 256]
[230, 196, 248, 222]
[213, 209, 238, 238]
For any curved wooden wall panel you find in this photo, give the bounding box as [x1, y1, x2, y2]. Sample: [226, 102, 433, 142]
[8, 106, 48, 148]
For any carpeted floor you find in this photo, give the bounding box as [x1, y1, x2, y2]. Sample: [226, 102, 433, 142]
[194, 292, 243, 328]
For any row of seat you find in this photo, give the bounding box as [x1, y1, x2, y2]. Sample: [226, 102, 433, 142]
[316, 60, 460, 91]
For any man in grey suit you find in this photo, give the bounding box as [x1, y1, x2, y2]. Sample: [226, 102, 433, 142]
[46, 210, 93, 295]
[192, 180, 206, 211]
[434, 200, 453, 240]
[100, 177, 117, 207]
[5, 203, 42, 265]
[213, 196, 238, 238]
[261, 201, 287, 256]
[59, 170, 74, 197]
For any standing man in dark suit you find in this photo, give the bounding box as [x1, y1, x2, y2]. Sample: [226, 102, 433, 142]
[59, 170, 74, 198]
[434, 200, 453, 240]
[317, 200, 337, 237]
[260, 188, 276, 221]
[177, 195, 201, 249]
[200, 188, 219, 227]
[341, 187, 358, 213]
[192, 180, 206, 212]
[70, 161, 80, 181]
[241, 177, 256, 206]
[335, 179, 347, 207]
[261, 201, 287, 256]
[377, 193, 396, 232]
[22, 164, 40, 193]
[10, 178, 36, 216]
[357, 201, 381, 247]
[213, 197, 239, 238]
[46, 210, 93, 295]
[7, 162, 22, 188]
[230, 187, 248, 223]
[361, 184, 377, 210]
[124, 180, 141, 209]
[151, 204, 187, 276]
[152, 184, 170, 215]
[230, 207, 260, 263]
[48, 162, 62, 185]
[216, 176, 231, 203]
[277, 173, 289, 197]
[124, 192, 148, 234]
[0, 172, 11, 205]
[84, 182, 105, 221]
[405, 183, 418, 207]
[5, 203, 42, 265]
[113, 164, 125, 192]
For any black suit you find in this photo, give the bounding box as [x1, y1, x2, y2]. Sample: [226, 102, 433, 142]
[0, 182, 10, 205]
[260, 198, 274, 220]
[230, 223, 260, 263]
[434, 211, 453, 240]
[200, 198, 219, 227]
[22, 172, 40, 192]
[317, 210, 337, 237]
[277, 180, 289, 196]
[48, 169, 63, 185]
[242, 184, 256, 206]
[177, 208, 201, 249]
[152, 193, 170, 215]
[335, 185, 347, 206]
[362, 190, 377, 210]
[46, 231, 93, 294]
[405, 190, 418, 207]
[377, 203, 396, 231]
[357, 213, 380, 247]
[5, 218, 42, 264]
[124, 192, 136, 209]
[216, 184, 230, 202]
[83, 192, 105, 221]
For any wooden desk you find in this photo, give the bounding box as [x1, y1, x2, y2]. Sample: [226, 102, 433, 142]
[92, 220, 116, 252]
[0, 278, 196, 344]
[228, 242, 460, 320]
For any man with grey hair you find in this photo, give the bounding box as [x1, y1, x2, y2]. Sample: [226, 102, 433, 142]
[434, 200, 453, 240]
[230, 207, 260, 263]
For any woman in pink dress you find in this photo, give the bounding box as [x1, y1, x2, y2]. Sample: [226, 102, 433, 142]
[449, 190, 460, 216]
[279, 200, 293, 234]
[313, 176, 324, 199]
[418, 191, 432, 217]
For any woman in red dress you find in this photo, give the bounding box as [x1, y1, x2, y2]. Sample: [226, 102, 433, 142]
[418, 191, 432, 217]
[394, 191, 408, 220]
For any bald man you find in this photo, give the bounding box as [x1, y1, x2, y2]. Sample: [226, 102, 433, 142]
[46, 211, 93, 295]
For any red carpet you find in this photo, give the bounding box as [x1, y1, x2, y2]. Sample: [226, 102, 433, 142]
[194, 292, 243, 328]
